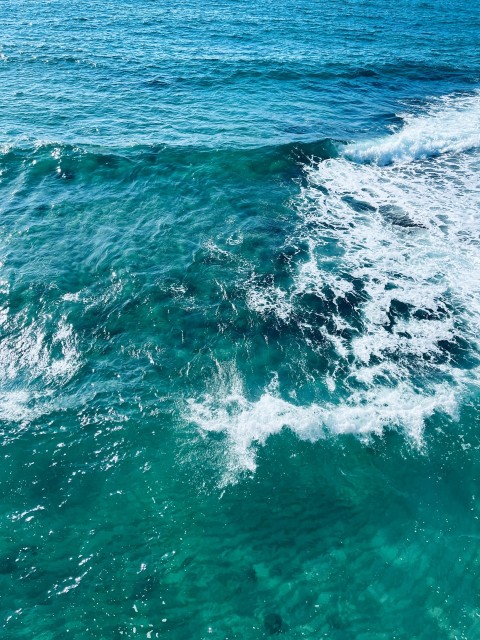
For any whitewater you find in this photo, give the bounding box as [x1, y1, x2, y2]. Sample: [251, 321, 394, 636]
[188, 93, 480, 482]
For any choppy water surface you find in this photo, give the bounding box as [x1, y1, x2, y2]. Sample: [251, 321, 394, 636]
[1, 1, 480, 638]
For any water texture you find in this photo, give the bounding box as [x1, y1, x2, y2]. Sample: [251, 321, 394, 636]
[1, 0, 480, 638]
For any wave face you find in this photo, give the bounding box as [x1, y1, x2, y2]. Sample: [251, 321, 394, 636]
[187, 93, 480, 481]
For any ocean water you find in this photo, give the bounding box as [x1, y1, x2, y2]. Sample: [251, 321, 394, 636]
[1, 0, 480, 637]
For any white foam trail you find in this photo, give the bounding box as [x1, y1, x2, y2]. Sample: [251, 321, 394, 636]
[187, 93, 480, 482]
[187, 367, 457, 485]
[345, 92, 480, 165]
[0, 308, 81, 426]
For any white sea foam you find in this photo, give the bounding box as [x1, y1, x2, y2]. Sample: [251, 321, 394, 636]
[0, 313, 81, 426]
[187, 93, 480, 481]
[187, 366, 458, 485]
[245, 277, 293, 322]
[345, 92, 480, 165]
[0, 316, 81, 386]
[297, 92, 480, 398]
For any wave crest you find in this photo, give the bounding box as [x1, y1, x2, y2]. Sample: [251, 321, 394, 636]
[344, 92, 480, 165]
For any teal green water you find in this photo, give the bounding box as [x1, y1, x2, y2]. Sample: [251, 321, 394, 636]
[1, 1, 480, 638]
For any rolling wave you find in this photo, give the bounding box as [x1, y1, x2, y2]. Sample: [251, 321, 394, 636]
[344, 92, 480, 165]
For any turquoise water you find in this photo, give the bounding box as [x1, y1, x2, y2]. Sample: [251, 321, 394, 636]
[1, 0, 480, 637]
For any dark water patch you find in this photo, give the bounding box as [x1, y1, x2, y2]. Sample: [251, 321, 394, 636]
[145, 76, 172, 88]
[264, 612, 283, 634]
[413, 305, 449, 321]
[384, 298, 415, 331]
[380, 204, 427, 228]
[342, 195, 376, 214]
[141, 60, 479, 93]
[130, 573, 160, 600]
[0, 553, 16, 575]
[437, 336, 480, 370]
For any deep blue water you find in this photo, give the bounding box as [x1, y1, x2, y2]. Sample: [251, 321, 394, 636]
[1, 1, 480, 638]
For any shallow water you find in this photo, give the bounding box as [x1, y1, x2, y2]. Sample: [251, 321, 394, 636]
[1, 1, 480, 638]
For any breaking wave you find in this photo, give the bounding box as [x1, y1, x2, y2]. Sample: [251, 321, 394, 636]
[186, 93, 480, 482]
[344, 91, 480, 165]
